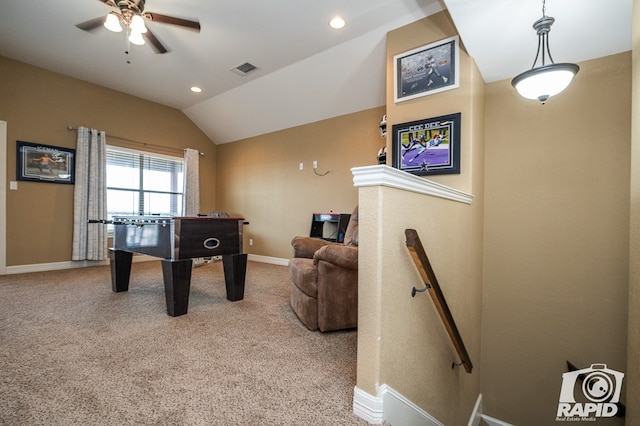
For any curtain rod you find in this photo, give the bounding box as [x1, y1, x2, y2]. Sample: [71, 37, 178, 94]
[66, 126, 204, 156]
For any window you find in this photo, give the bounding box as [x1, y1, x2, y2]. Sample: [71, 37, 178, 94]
[106, 146, 184, 228]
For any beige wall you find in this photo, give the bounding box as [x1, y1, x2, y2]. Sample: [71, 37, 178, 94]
[356, 11, 485, 423]
[215, 107, 385, 260]
[383, 12, 484, 194]
[627, 0, 640, 423]
[0, 56, 217, 266]
[357, 183, 483, 425]
[483, 52, 631, 424]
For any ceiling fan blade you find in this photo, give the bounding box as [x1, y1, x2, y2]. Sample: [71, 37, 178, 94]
[98, 0, 117, 7]
[144, 29, 169, 54]
[76, 17, 106, 32]
[144, 13, 201, 31]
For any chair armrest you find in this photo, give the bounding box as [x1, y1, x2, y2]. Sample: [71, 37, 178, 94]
[313, 244, 358, 270]
[291, 236, 332, 259]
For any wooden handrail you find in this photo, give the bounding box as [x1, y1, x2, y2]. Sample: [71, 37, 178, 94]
[405, 229, 473, 374]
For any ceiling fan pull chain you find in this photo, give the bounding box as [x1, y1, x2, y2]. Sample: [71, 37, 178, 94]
[125, 27, 132, 64]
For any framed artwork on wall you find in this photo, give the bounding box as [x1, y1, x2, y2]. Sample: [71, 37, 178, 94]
[391, 112, 461, 176]
[16, 141, 75, 184]
[393, 36, 460, 103]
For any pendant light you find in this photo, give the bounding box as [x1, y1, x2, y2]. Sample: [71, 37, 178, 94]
[511, 0, 579, 104]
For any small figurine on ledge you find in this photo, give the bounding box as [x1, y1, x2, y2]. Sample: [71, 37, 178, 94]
[377, 114, 387, 165]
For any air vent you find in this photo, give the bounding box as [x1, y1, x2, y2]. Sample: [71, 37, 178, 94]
[231, 62, 257, 76]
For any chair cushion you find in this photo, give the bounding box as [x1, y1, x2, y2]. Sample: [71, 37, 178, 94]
[291, 236, 330, 259]
[313, 244, 358, 270]
[343, 205, 358, 246]
[288, 257, 317, 298]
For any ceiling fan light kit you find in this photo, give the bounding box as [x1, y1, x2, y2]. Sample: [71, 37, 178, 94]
[511, 0, 579, 104]
[77, 0, 200, 55]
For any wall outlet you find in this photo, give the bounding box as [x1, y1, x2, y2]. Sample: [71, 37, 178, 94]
[299, 162, 303, 171]
[249, 238, 254, 246]
[313, 160, 318, 169]
[9, 181, 17, 190]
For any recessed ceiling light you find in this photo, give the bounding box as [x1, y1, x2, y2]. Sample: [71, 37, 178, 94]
[190, 86, 202, 93]
[329, 16, 346, 30]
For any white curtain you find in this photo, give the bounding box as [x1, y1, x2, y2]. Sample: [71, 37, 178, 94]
[183, 148, 200, 216]
[72, 127, 107, 260]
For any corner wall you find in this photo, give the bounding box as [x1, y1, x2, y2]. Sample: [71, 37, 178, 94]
[483, 52, 631, 424]
[214, 107, 385, 260]
[353, 10, 485, 424]
[627, 0, 640, 422]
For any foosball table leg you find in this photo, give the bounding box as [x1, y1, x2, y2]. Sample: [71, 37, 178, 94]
[161, 259, 193, 317]
[109, 248, 133, 292]
[222, 253, 248, 301]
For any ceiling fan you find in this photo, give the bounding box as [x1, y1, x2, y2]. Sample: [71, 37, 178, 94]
[76, 0, 200, 54]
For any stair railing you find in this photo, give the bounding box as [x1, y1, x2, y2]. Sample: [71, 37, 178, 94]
[405, 228, 473, 373]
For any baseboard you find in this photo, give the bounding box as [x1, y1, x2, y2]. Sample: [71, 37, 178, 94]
[5, 255, 154, 275]
[353, 386, 384, 424]
[247, 254, 289, 266]
[3, 253, 288, 275]
[468, 394, 483, 426]
[353, 385, 445, 425]
[481, 414, 514, 426]
[6, 259, 109, 274]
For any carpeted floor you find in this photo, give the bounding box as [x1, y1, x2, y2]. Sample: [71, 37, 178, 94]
[0, 260, 367, 425]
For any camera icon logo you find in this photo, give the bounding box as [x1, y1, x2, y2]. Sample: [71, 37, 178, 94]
[557, 364, 624, 419]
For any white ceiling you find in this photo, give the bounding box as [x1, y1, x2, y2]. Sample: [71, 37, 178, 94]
[0, 0, 632, 144]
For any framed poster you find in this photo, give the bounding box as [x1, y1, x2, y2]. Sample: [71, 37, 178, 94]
[16, 141, 75, 184]
[392, 112, 461, 176]
[394, 36, 459, 103]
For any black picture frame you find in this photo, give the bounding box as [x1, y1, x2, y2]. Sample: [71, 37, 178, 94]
[394, 36, 459, 103]
[16, 141, 75, 184]
[392, 112, 461, 176]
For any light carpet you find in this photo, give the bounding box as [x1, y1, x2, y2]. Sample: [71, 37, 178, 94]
[0, 260, 367, 425]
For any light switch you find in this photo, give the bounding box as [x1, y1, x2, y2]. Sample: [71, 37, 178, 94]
[9, 181, 17, 190]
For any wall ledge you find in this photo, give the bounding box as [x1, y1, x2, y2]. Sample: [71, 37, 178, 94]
[351, 165, 473, 204]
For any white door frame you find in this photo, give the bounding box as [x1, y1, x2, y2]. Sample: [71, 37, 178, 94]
[0, 120, 7, 274]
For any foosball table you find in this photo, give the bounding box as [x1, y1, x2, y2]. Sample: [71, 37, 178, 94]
[109, 215, 248, 317]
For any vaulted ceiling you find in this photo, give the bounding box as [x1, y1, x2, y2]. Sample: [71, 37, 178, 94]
[0, 0, 632, 144]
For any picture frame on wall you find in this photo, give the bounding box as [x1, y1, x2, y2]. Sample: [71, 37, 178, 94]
[391, 112, 461, 176]
[393, 35, 460, 103]
[16, 141, 75, 184]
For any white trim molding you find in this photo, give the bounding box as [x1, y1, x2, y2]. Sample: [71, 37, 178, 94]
[353, 385, 446, 426]
[469, 394, 483, 426]
[0, 121, 6, 275]
[247, 254, 289, 266]
[481, 414, 515, 426]
[353, 386, 384, 424]
[3, 253, 289, 275]
[351, 165, 473, 204]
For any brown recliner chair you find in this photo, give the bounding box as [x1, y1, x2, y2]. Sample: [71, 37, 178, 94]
[288, 206, 358, 332]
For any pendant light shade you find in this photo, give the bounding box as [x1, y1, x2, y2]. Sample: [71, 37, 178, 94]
[104, 12, 123, 33]
[511, 2, 579, 104]
[128, 29, 146, 46]
[130, 14, 147, 33]
[512, 63, 579, 104]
